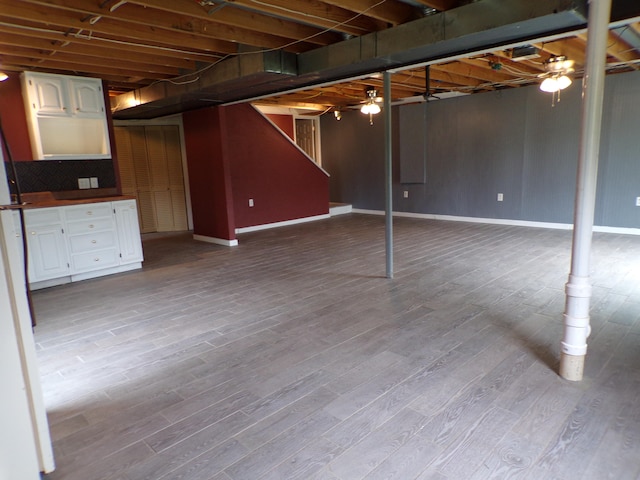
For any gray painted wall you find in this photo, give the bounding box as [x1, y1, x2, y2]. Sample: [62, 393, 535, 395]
[321, 70, 640, 228]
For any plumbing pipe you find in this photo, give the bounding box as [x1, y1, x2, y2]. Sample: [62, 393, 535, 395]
[560, 0, 612, 381]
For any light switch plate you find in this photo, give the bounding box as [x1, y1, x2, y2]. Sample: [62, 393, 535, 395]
[78, 178, 90, 189]
[90, 177, 99, 188]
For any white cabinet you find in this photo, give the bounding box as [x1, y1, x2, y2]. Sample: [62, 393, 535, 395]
[23, 208, 69, 282]
[21, 72, 111, 160]
[26, 75, 69, 116]
[64, 203, 119, 274]
[17, 200, 143, 289]
[114, 200, 144, 264]
[70, 78, 105, 117]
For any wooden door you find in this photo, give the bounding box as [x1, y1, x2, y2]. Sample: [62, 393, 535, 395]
[295, 118, 316, 161]
[115, 125, 188, 233]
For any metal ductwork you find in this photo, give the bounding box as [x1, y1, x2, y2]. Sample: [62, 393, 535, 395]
[111, 0, 639, 120]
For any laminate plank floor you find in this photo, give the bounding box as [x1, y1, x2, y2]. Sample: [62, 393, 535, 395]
[36, 214, 640, 480]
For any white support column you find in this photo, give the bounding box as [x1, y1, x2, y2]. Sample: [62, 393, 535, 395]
[560, 0, 612, 381]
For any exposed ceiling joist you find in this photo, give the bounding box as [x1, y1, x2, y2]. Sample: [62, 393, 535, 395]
[0, 0, 639, 118]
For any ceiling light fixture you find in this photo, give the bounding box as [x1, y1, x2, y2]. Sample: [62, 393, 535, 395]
[334, 110, 342, 121]
[0, 72, 8, 82]
[360, 88, 381, 125]
[539, 56, 574, 105]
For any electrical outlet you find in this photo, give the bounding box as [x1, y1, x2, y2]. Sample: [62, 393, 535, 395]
[90, 177, 99, 188]
[497, 193, 504, 202]
[636, 197, 640, 207]
[248, 198, 254, 207]
[78, 178, 90, 189]
[403, 190, 409, 198]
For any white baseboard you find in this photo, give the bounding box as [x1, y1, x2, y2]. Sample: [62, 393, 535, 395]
[193, 234, 239, 247]
[236, 214, 330, 234]
[351, 209, 640, 236]
[330, 204, 352, 216]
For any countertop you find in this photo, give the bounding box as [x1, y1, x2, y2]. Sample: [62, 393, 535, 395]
[0, 190, 136, 210]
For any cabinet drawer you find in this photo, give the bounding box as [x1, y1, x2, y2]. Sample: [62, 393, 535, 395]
[68, 231, 117, 254]
[70, 248, 119, 273]
[24, 208, 63, 226]
[66, 217, 115, 234]
[64, 203, 113, 222]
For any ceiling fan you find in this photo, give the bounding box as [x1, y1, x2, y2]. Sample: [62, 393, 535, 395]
[537, 55, 575, 105]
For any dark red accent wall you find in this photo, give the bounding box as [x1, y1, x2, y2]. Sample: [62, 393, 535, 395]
[0, 73, 33, 161]
[182, 103, 329, 238]
[183, 107, 236, 241]
[225, 104, 328, 229]
[265, 113, 294, 140]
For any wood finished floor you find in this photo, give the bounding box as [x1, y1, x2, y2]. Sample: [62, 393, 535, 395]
[36, 214, 640, 480]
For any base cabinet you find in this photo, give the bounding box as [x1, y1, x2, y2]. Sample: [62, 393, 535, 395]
[22, 208, 69, 282]
[17, 200, 144, 289]
[114, 199, 144, 264]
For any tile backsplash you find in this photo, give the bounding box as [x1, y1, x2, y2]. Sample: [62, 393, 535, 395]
[4, 159, 116, 193]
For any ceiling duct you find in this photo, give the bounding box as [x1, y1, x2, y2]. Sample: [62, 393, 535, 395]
[111, 0, 640, 119]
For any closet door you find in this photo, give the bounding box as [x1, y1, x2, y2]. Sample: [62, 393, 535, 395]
[144, 126, 188, 232]
[115, 126, 157, 233]
[115, 125, 187, 233]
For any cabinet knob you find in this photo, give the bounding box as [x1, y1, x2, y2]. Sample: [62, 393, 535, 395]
[30, 231, 36, 235]
[87, 211, 93, 215]
[94, 258, 100, 262]
[89, 224, 94, 229]
[91, 240, 97, 244]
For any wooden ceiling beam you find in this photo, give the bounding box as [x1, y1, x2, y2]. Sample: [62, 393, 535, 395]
[214, 0, 388, 36]
[536, 37, 585, 66]
[437, 60, 513, 84]
[0, 53, 175, 81]
[0, 43, 181, 76]
[0, 0, 239, 55]
[409, 0, 461, 12]
[578, 30, 640, 67]
[320, 0, 420, 26]
[0, 19, 222, 64]
[491, 51, 546, 74]
[16, 0, 314, 53]
[129, 0, 343, 46]
[0, 31, 197, 71]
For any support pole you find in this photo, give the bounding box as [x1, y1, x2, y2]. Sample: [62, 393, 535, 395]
[383, 71, 393, 279]
[560, 0, 612, 381]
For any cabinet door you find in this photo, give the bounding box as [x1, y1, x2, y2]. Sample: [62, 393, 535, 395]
[26, 74, 69, 116]
[25, 224, 69, 282]
[70, 78, 105, 117]
[113, 200, 144, 264]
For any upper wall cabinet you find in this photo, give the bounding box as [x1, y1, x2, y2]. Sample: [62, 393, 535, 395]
[21, 72, 111, 160]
